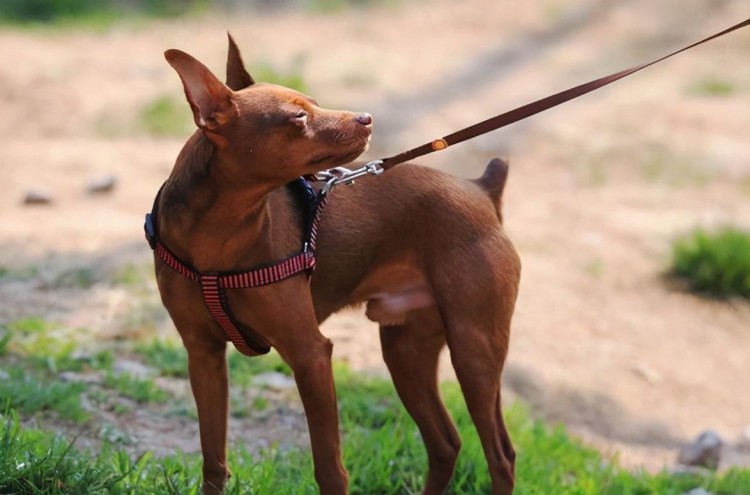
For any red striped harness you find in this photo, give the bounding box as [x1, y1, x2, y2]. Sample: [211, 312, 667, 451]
[144, 178, 326, 356]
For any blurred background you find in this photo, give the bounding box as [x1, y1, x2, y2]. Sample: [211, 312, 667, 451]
[1, 0, 749, 477]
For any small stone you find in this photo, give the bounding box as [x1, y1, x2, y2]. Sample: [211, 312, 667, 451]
[669, 464, 703, 476]
[99, 424, 135, 445]
[59, 371, 102, 384]
[22, 188, 52, 205]
[633, 361, 661, 386]
[684, 488, 714, 495]
[678, 430, 723, 470]
[112, 360, 158, 379]
[252, 371, 296, 391]
[86, 174, 117, 194]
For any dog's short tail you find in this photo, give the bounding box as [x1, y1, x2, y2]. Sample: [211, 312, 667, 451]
[474, 157, 509, 223]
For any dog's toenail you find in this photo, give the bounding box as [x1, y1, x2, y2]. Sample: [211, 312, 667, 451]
[355, 113, 373, 126]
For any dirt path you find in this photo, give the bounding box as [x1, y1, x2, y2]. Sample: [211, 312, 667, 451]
[2, 0, 749, 471]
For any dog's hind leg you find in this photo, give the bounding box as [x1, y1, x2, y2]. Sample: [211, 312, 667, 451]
[450, 338, 515, 495]
[379, 308, 462, 495]
[445, 303, 516, 494]
[434, 238, 520, 495]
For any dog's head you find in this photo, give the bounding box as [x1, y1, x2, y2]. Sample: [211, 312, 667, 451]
[165, 34, 372, 183]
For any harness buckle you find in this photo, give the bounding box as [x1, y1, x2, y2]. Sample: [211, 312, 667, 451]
[144, 213, 157, 250]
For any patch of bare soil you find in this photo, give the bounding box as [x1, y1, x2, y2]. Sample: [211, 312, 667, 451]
[2, 0, 750, 472]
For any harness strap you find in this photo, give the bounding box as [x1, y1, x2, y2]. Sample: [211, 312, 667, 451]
[155, 242, 198, 282]
[380, 17, 750, 169]
[200, 273, 267, 356]
[146, 178, 324, 357]
[153, 241, 316, 288]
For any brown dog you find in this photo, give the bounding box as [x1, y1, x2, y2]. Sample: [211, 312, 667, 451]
[151, 35, 520, 495]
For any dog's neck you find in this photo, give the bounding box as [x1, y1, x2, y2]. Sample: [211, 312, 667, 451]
[159, 132, 279, 269]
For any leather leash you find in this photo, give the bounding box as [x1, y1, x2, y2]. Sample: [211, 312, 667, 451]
[378, 17, 750, 169]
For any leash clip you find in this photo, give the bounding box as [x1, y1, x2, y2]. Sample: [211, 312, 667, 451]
[317, 160, 384, 195]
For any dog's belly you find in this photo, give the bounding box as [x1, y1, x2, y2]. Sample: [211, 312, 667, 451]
[349, 264, 435, 327]
[365, 287, 434, 326]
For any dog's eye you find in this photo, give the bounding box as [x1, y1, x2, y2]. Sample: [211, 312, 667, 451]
[291, 110, 308, 127]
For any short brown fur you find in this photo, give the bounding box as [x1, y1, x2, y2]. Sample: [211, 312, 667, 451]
[155, 35, 520, 495]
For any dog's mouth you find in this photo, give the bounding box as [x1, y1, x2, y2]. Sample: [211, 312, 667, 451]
[308, 139, 370, 168]
[308, 151, 362, 167]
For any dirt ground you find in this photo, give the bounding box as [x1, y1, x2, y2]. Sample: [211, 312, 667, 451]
[1, 0, 749, 472]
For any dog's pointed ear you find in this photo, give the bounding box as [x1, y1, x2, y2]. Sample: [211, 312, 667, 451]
[165, 49, 237, 132]
[226, 32, 255, 90]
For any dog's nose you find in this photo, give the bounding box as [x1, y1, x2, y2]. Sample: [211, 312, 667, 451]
[355, 113, 373, 126]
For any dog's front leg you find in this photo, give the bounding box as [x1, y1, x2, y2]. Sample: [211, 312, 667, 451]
[185, 337, 230, 495]
[275, 325, 348, 494]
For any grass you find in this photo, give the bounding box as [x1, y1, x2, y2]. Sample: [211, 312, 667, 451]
[2, 327, 298, 422]
[0, 0, 208, 27]
[2, 306, 748, 493]
[688, 78, 737, 97]
[110, 263, 152, 288]
[307, 0, 401, 13]
[742, 176, 750, 197]
[0, 332, 10, 356]
[0, 411, 115, 494]
[54, 266, 98, 289]
[138, 95, 194, 137]
[573, 156, 609, 187]
[228, 349, 292, 386]
[671, 226, 750, 299]
[583, 257, 605, 278]
[638, 144, 711, 187]
[251, 59, 309, 94]
[135, 338, 292, 385]
[0, 264, 39, 282]
[117, 299, 168, 340]
[0, 0, 397, 25]
[2, 366, 750, 494]
[0, 318, 117, 421]
[135, 338, 187, 378]
[104, 372, 168, 404]
[0, 366, 88, 422]
[2, 317, 113, 373]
